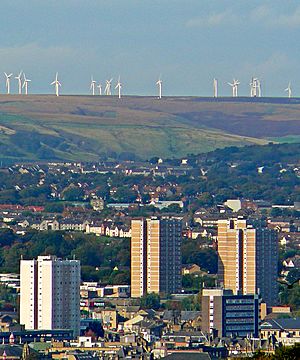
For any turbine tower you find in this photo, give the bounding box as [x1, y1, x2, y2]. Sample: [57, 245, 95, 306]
[257, 79, 261, 97]
[90, 76, 96, 95]
[285, 82, 292, 98]
[51, 73, 61, 96]
[15, 71, 23, 95]
[250, 77, 261, 97]
[228, 79, 239, 97]
[115, 76, 122, 99]
[97, 83, 102, 95]
[22, 73, 31, 95]
[250, 78, 255, 97]
[213, 78, 218, 98]
[104, 79, 113, 95]
[156, 76, 162, 99]
[228, 81, 235, 97]
[234, 79, 240, 97]
[4, 73, 13, 94]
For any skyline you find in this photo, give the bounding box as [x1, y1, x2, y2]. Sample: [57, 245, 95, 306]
[0, 1, 300, 96]
[0, 71, 296, 98]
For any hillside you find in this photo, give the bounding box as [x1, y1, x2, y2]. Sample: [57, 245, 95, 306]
[0, 95, 300, 162]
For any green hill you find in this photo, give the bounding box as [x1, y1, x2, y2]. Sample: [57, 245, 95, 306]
[0, 95, 299, 161]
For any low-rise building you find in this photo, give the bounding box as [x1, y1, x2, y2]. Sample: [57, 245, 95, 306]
[202, 289, 260, 338]
[261, 318, 300, 346]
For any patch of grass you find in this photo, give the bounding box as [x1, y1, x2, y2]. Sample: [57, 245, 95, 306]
[268, 135, 300, 144]
[1, 95, 298, 161]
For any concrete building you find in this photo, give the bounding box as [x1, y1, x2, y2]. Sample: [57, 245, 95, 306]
[202, 288, 260, 338]
[217, 218, 278, 306]
[20, 256, 80, 337]
[131, 217, 182, 297]
[261, 318, 300, 346]
[224, 199, 242, 212]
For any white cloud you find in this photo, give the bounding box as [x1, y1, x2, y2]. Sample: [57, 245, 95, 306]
[251, 4, 300, 28]
[0, 43, 78, 69]
[186, 10, 238, 28]
[277, 6, 300, 27]
[187, 5, 300, 29]
[239, 52, 293, 79]
[0, 43, 97, 94]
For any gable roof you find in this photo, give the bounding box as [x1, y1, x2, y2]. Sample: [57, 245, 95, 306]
[163, 353, 211, 360]
[261, 318, 300, 330]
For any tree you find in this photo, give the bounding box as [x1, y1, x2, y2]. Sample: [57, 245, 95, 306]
[272, 343, 300, 359]
[280, 284, 300, 310]
[197, 192, 214, 207]
[62, 186, 84, 201]
[140, 293, 161, 310]
[161, 204, 182, 213]
[286, 269, 300, 286]
[44, 203, 64, 213]
[112, 186, 137, 203]
[182, 275, 193, 289]
[0, 229, 16, 246]
[109, 271, 130, 285]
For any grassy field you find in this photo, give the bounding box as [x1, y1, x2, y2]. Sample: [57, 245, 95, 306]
[0, 95, 299, 161]
[269, 135, 300, 144]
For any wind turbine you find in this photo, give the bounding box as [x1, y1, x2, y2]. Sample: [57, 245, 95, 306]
[97, 83, 102, 95]
[90, 76, 96, 95]
[213, 78, 218, 98]
[233, 79, 240, 97]
[257, 79, 262, 97]
[4, 73, 13, 94]
[156, 76, 162, 99]
[104, 79, 113, 95]
[228, 81, 235, 97]
[115, 76, 122, 99]
[15, 71, 23, 95]
[250, 77, 261, 97]
[228, 79, 239, 97]
[250, 77, 255, 97]
[51, 73, 61, 96]
[22, 73, 31, 95]
[285, 82, 292, 98]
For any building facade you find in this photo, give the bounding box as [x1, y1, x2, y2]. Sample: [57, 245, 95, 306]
[20, 256, 80, 337]
[131, 217, 182, 297]
[217, 218, 278, 305]
[202, 288, 260, 338]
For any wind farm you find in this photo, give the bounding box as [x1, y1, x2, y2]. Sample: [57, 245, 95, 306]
[0, 71, 297, 99]
[0, 66, 299, 162]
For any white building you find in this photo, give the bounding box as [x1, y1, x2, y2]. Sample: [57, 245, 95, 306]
[224, 199, 242, 212]
[20, 255, 80, 337]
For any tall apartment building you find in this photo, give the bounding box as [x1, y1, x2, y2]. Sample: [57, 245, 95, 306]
[202, 288, 260, 338]
[131, 217, 182, 297]
[20, 256, 81, 337]
[218, 218, 278, 306]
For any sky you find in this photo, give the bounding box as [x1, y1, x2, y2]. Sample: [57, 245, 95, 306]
[0, 0, 300, 96]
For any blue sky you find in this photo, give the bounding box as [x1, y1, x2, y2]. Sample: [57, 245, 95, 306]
[0, 0, 300, 96]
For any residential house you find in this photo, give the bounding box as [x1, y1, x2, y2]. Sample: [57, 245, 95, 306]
[32, 219, 60, 231]
[182, 264, 201, 275]
[92, 309, 118, 330]
[90, 198, 105, 211]
[261, 318, 300, 346]
[59, 219, 85, 231]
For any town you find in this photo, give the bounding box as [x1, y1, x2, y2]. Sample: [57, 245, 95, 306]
[0, 143, 299, 359]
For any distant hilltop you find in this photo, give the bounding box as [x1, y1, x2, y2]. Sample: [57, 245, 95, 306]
[0, 95, 299, 162]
